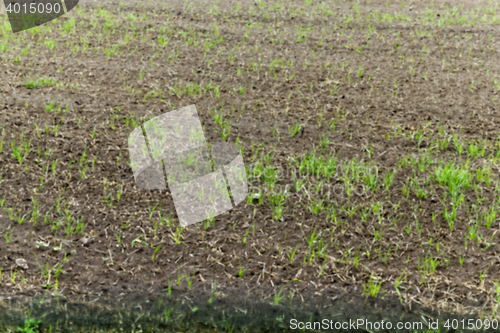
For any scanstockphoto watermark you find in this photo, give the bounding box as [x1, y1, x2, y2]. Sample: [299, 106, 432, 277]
[3, 0, 79, 33]
[246, 160, 380, 187]
[290, 318, 499, 331]
[247, 182, 367, 202]
[289, 318, 430, 331]
[128, 104, 248, 227]
[245, 162, 377, 201]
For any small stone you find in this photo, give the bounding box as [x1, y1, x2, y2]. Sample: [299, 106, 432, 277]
[81, 238, 93, 247]
[16, 258, 28, 269]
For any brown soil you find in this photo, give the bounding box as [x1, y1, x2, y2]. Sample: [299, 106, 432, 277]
[1, 0, 500, 327]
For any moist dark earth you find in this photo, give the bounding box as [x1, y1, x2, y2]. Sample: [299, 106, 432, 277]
[1, 0, 500, 328]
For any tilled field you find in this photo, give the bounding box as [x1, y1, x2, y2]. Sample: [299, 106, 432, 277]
[1, 0, 500, 330]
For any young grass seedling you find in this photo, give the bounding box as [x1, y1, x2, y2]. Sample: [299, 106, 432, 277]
[273, 286, 286, 305]
[152, 243, 163, 262]
[173, 227, 184, 245]
[242, 228, 249, 245]
[363, 274, 383, 297]
[238, 261, 247, 278]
